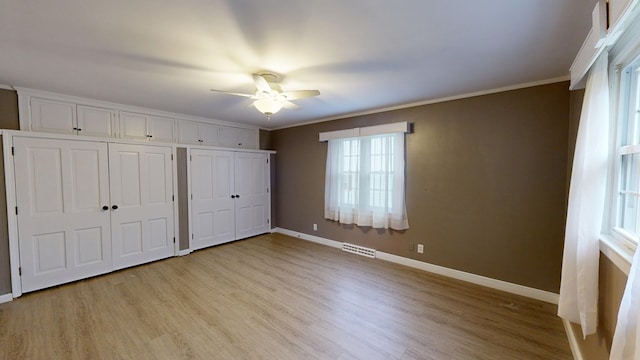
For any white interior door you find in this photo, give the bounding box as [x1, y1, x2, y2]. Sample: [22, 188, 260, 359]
[234, 153, 269, 239]
[14, 137, 111, 292]
[109, 143, 174, 270]
[190, 149, 235, 250]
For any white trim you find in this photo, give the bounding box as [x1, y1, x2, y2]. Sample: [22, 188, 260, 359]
[0, 293, 13, 304]
[563, 319, 585, 360]
[275, 228, 342, 248]
[269, 76, 570, 131]
[1, 131, 21, 297]
[177, 249, 192, 256]
[569, 1, 608, 90]
[319, 122, 409, 142]
[275, 228, 559, 304]
[600, 235, 633, 275]
[376, 251, 559, 304]
[0, 84, 14, 91]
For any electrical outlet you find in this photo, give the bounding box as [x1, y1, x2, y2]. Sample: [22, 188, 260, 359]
[417, 244, 424, 254]
[313, 223, 317, 231]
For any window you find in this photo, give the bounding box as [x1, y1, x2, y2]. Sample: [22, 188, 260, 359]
[614, 58, 640, 244]
[324, 131, 408, 230]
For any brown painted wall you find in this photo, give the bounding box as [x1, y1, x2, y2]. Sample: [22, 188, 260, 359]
[0, 89, 19, 130]
[272, 82, 571, 293]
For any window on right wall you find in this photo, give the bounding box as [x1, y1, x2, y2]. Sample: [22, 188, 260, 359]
[613, 57, 640, 246]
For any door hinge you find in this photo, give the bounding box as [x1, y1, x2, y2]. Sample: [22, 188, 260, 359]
[11, 146, 15, 156]
[267, 219, 270, 224]
[15, 206, 18, 215]
[190, 155, 192, 161]
[172, 195, 174, 202]
[18, 267, 21, 276]
[267, 188, 269, 193]
[191, 194, 193, 199]
[173, 237, 176, 244]
[171, 154, 174, 161]
[266, 158, 269, 164]
[192, 234, 194, 239]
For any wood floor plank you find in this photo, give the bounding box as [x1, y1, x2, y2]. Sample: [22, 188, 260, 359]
[0, 233, 571, 359]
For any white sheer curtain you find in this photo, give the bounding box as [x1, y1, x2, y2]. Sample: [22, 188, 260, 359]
[611, 248, 640, 359]
[557, 52, 610, 336]
[324, 132, 409, 230]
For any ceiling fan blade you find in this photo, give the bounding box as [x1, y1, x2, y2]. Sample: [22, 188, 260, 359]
[253, 74, 273, 93]
[210, 89, 255, 98]
[281, 100, 300, 110]
[281, 89, 320, 100]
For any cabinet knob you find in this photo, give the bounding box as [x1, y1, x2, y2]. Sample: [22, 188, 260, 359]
[235, 194, 240, 198]
[102, 205, 109, 211]
[231, 195, 236, 199]
[146, 135, 153, 138]
[112, 205, 119, 210]
[77, 128, 82, 132]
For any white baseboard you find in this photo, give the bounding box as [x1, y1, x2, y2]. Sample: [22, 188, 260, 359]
[0, 293, 13, 304]
[177, 249, 192, 256]
[274, 228, 560, 304]
[563, 319, 584, 360]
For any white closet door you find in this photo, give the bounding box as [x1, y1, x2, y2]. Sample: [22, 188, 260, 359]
[14, 137, 111, 292]
[190, 149, 235, 249]
[234, 153, 269, 239]
[109, 143, 174, 270]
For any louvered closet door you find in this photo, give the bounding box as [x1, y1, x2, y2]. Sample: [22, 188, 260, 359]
[109, 143, 174, 270]
[14, 137, 111, 293]
[234, 152, 269, 239]
[190, 149, 235, 250]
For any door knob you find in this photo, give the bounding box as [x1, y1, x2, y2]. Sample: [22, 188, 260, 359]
[102, 205, 109, 210]
[112, 205, 119, 210]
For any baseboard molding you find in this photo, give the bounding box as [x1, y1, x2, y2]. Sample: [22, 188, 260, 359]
[563, 319, 584, 360]
[274, 228, 560, 304]
[0, 293, 13, 304]
[177, 249, 191, 256]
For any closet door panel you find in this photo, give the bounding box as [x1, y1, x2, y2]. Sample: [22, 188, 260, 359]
[109, 144, 174, 269]
[234, 153, 269, 239]
[14, 138, 111, 293]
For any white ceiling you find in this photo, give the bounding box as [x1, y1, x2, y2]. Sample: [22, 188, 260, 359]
[0, 1, 596, 129]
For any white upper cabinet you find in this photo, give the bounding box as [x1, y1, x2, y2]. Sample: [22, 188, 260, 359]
[119, 112, 175, 143]
[17, 89, 260, 149]
[77, 105, 116, 137]
[30, 98, 77, 135]
[177, 120, 221, 146]
[30, 99, 115, 137]
[220, 126, 257, 149]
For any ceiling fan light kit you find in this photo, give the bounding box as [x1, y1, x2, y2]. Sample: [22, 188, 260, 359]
[211, 73, 320, 119]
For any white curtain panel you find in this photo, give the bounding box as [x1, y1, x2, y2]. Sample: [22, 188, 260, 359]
[557, 52, 610, 336]
[611, 248, 640, 359]
[324, 132, 409, 230]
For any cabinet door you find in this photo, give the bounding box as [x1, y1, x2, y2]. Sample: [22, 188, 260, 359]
[177, 120, 200, 145]
[148, 116, 175, 143]
[14, 137, 111, 293]
[119, 112, 148, 141]
[190, 149, 235, 249]
[109, 144, 174, 270]
[30, 98, 77, 135]
[234, 153, 270, 239]
[199, 123, 221, 146]
[221, 126, 257, 149]
[77, 105, 114, 137]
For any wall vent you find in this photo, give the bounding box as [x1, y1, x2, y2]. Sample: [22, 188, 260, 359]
[342, 243, 376, 258]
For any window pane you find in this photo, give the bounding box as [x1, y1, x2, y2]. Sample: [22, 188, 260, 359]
[619, 153, 640, 233]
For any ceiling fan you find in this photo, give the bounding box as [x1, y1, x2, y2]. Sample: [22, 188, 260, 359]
[211, 73, 320, 119]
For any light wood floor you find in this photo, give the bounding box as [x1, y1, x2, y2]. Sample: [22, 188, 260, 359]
[0, 233, 571, 359]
